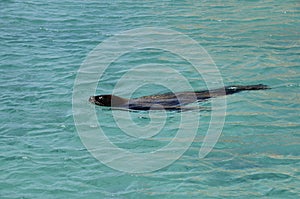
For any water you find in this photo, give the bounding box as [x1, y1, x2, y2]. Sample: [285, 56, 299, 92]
[1, 0, 299, 198]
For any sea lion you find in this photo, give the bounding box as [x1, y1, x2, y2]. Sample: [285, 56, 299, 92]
[89, 84, 269, 110]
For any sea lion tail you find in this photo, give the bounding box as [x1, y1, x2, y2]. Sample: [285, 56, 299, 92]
[225, 84, 270, 94]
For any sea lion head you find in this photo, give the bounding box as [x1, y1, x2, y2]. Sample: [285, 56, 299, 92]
[89, 95, 127, 107]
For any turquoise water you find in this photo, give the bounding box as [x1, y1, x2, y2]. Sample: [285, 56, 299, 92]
[1, 0, 300, 198]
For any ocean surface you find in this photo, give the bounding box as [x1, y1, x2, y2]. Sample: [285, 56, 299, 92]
[1, 0, 300, 198]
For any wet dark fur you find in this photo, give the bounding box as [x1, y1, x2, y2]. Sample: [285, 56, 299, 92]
[89, 84, 269, 110]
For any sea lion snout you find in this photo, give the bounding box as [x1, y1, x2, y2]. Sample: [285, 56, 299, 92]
[89, 95, 105, 106]
[89, 96, 102, 106]
[88, 94, 128, 107]
[89, 96, 95, 103]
